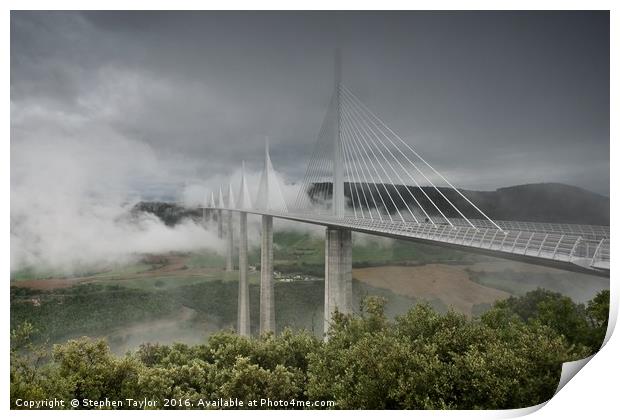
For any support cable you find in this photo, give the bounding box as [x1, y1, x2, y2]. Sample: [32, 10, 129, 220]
[342, 125, 372, 219]
[294, 93, 333, 211]
[341, 127, 358, 218]
[342, 87, 462, 228]
[341, 105, 394, 222]
[341, 115, 384, 221]
[341, 98, 417, 224]
[343, 86, 504, 232]
[342, 122, 374, 220]
[341, 104, 406, 223]
[341, 92, 437, 225]
[341, 125, 365, 218]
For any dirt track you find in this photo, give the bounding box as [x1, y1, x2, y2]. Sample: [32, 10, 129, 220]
[353, 265, 510, 315]
[14, 255, 512, 316]
[12, 254, 217, 290]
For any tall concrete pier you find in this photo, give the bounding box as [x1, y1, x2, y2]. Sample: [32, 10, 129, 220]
[226, 210, 233, 271]
[236, 161, 252, 336]
[204, 191, 215, 225]
[237, 211, 250, 336]
[202, 194, 207, 226]
[217, 187, 224, 239]
[255, 139, 286, 335]
[260, 215, 275, 334]
[217, 211, 223, 238]
[225, 183, 235, 272]
[324, 50, 352, 337]
[324, 227, 352, 336]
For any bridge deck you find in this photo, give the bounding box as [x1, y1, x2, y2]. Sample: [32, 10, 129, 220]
[207, 207, 610, 277]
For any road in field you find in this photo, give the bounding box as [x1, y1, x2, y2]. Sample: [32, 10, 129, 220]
[353, 265, 510, 315]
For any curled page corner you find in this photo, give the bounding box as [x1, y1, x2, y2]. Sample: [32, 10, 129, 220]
[552, 288, 616, 396]
[601, 288, 618, 348]
[554, 355, 594, 396]
[498, 357, 596, 419]
[508, 359, 597, 420]
[500, 401, 548, 418]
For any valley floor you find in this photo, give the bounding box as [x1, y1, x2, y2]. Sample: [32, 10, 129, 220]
[10, 231, 608, 353]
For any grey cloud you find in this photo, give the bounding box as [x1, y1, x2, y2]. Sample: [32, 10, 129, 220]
[10, 11, 609, 273]
[11, 10, 609, 195]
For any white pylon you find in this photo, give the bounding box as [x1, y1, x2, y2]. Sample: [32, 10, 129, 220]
[237, 161, 253, 210]
[218, 186, 225, 208]
[333, 49, 345, 218]
[227, 183, 236, 209]
[255, 137, 288, 212]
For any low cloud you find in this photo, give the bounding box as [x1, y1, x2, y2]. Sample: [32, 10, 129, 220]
[10, 110, 223, 275]
[10, 11, 610, 275]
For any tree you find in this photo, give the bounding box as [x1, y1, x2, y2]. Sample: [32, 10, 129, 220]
[307, 297, 577, 409]
[10, 290, 604, 410]
[493, 288, 609, 355]
[53, 337, 142, 403]
[585, 289, 610, 351]
[10, 323, 72, 408]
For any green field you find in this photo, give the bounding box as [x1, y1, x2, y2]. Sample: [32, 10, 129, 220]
[10, 229, 607, 354]
[272, 230, 477, 276]
[10, 276, 432, 353]
[466, 267, 609, 302]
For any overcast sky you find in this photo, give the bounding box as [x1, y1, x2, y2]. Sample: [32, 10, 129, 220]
[11, 11, 609, 197]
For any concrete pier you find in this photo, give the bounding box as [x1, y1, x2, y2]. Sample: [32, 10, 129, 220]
[324, 227, 352, 336]
[237, 212, 250, 336]
[217, 210, 223, 239]
[226, 210, 234, 272]
[260, 215, 275, 334]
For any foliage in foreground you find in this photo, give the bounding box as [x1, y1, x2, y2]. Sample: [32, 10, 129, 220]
[11, 289, 609, 410]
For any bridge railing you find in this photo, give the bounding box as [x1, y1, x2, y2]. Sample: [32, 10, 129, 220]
[290, 207, 609, 241]
[290, 213, 609, 270]
[571, 238, 610, 270]
[206, 206, 609, 272]
[446, 218, 609, 241]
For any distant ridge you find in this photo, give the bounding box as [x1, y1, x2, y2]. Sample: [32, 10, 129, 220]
[307, 182, 609, 226]
[463, 183, 609, 225]
[131, 202, 201, 226]
[133, 182, 609, 227]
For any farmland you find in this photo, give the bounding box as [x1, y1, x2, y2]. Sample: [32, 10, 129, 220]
[10, 230, 607, 354]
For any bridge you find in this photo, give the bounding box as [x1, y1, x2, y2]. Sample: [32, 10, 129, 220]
[201, 53, 610, 338]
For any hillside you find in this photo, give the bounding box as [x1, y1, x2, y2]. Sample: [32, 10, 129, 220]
[461, 183, 609, 225]
[306, 182, 609, 225]
[133, 183, 609, 226]
[131, 201, 202, 226]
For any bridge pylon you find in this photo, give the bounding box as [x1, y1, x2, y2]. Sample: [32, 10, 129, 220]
[225, 183, 235, 272]
[333, 49, 345, 218]
[217, 186, 224, 239]
[325, 50, 352, 338]
[324, 227, 353, 337]
[256, 138, 278, 334]
[236, 162, 252, 336]
[260, 215, 275, 334]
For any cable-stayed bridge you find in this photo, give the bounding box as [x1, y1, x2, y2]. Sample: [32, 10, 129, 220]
[202, 55, 610, 337]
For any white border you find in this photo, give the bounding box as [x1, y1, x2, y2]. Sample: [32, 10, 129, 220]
[2, 2, 616, 419]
